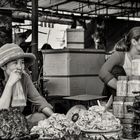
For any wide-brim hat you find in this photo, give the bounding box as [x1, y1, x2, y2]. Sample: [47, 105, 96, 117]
[0, 43, 36, 67]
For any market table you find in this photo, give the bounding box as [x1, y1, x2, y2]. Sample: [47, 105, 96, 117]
[63, 94, 107, 107]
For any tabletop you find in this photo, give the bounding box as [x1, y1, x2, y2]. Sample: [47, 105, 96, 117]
[63, 94, 107, 101]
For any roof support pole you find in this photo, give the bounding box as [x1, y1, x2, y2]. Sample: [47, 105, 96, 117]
[31, 0, 39, 82]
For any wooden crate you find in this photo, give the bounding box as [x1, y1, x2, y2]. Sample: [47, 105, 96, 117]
[66, 28, 84, 49]
[44, 76, 104, 96]
[42, 49, 105, 96]
[67, 43, 84, 49]
[43, 49, 105, 76]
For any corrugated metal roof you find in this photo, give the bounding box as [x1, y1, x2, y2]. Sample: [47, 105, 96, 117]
[10, 0, 140, 24]
[27, 0, 140, 18]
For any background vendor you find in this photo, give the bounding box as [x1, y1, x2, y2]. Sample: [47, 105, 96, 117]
[99, 26, 140, 110]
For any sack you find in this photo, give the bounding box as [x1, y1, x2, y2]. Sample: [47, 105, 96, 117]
[11, 81, 26, 107]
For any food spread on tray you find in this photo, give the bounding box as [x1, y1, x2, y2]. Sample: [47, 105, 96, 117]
[74, 106, 122, 140]
[76, 105, 122, 131]
[30, 105, 122, 139]
[30, 113, 81, 139]
[0, 105, 122, 140]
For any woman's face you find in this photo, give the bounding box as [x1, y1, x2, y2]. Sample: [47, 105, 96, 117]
[134, 38, 140, 52]
[4, 58, 25, 76]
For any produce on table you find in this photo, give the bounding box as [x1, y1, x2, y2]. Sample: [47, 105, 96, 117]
[76, 105, 122, 131]
[31, 113, 81, 139]
[0, 108, 30, 140]
[66, 105, 87, 122]
[31, 105, 122, 140]
[75, 106, 122, 140]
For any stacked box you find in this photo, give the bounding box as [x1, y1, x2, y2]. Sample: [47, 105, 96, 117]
[66, 29, 85, 49]
[42, 49, 105, 96]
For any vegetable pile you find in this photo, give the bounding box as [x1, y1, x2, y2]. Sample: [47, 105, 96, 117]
[0, 108, 30, 140]
[31, 113, 81, 139]
[76, 106, 121, 131]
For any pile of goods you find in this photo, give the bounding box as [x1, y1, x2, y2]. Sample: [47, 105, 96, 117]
[75, 106, 122, 140]
[0, 105, 122, 140]
[76, 106, 121, 131]
[31, 105, 122, 140]
[31, 113, 81, 139]
[0, 108, 30, 140]
[131, 96, 140, 138]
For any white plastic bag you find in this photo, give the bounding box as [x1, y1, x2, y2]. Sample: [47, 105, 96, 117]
[11, 81, 26, 107]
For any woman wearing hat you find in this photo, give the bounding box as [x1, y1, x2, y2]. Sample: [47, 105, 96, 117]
[0, 43, 54, 124]
[99, 26, 140, 110]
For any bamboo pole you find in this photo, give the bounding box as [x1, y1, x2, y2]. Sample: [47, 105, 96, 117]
[31, 0, 39, 82]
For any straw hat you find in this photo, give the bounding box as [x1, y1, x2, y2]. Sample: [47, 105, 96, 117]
[0, 43, 36, 67]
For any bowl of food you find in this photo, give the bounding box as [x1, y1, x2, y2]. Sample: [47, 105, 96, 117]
[75, 106, 123, 140]
[82, 127, 122, 140]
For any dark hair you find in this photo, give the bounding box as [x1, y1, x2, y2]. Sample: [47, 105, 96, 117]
[125, 27, 140, 51]
[115, 38, 127, 52]
[41, 43, 52, 50]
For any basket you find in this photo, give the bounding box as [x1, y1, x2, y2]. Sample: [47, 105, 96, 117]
[39, 137, 64, 140]
[82, 128, 122, 140]
[64, 134, 83, 140]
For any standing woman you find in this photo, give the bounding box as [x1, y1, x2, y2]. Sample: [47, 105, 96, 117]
[99, 26, 140, 110]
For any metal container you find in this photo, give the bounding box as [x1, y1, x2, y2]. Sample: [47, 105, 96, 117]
[113, 97, 124, 118]
[132, 55, 140, 76]
[122, 123, 136, 139]
[127, 76, 140, 96]
[117, 76, 128, 96]
[124, 97, 135, 119]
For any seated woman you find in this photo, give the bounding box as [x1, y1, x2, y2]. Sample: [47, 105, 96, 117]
[99, 26, 140, 110]
[0, 43, 54, 125]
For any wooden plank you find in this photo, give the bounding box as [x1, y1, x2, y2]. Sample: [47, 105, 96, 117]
[63, 94, 107, 101]
[43, 49, 105, 76]
[45, 76, 104, 96]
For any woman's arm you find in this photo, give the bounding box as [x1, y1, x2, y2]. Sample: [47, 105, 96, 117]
[99, 51, 124, 85]
[42, 107, 54, 117]
[107, 77, 117, 89]
[0, 70, 21, 109]
[24, 73, 54, 116]
[0, 83, 13, 109]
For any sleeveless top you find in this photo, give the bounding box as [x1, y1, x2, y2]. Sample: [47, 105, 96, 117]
[123, 52, 132, 76]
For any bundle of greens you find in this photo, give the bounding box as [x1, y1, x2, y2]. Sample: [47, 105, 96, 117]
[0, 108, 30, 140]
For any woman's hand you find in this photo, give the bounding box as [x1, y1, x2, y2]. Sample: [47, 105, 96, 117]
[103, 95, 113, 113]
[42, 107, 54, 117]
[7, 69, 22, 87]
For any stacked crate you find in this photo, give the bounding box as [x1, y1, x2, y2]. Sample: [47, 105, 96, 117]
[113, 55, 140, 139]
[66, 29, 85, 49]
[42, 49, 105, 96]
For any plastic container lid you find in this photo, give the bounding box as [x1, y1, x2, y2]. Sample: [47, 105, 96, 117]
[128, 76, 140, 80]
[132, 55, 140, 60]
[114, 96, 126, 101]
[118, 76, 128, 80]
[125, 97, 135, 102]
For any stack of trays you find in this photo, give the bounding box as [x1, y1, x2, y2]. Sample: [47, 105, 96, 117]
[131, 96, 140, 138]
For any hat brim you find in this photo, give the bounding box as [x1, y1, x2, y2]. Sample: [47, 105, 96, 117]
[0, 53, 36, 67]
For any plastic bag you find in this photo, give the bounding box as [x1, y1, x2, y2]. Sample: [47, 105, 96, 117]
[11, 81, 26, 107]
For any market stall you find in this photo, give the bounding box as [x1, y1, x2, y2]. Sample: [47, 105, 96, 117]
[1, 0, 140, 140]
[0, 105, 122, 140]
